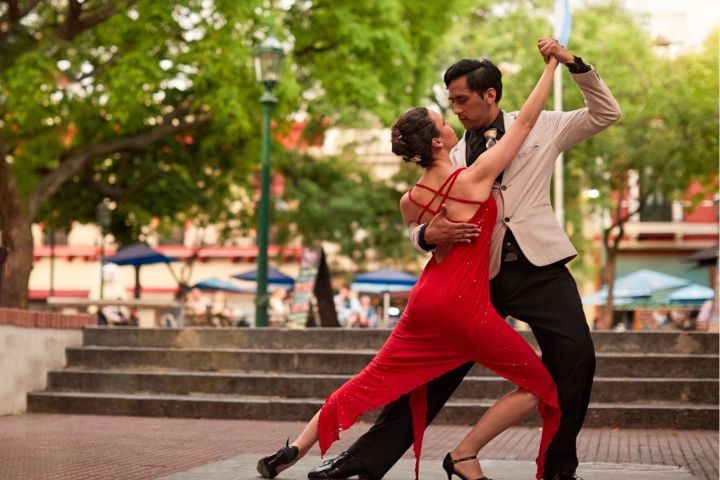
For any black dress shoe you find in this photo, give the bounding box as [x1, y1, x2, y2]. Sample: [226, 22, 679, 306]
[307, 451, 378, 479]
[545, 472, 584, 480]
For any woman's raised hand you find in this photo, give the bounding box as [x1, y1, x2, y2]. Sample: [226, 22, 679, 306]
[537, 37, 574, 64]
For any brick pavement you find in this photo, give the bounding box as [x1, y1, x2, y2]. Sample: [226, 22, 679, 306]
[0, 414, 716, 480]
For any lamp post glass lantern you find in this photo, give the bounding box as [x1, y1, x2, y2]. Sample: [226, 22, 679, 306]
[253, 34, 284, 327]
[254, 35, 284, 89]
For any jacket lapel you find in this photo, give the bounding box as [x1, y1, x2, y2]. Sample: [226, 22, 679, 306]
[502, 111, 519, 182]
[450, 132, 467, 167]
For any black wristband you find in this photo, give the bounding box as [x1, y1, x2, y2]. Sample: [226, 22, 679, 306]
[565, 55, 592, 74]
[417, 224, 437, 252]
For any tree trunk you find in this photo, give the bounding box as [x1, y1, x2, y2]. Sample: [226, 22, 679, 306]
[0, 211, 34, 309]
[0, 153, 35, 309]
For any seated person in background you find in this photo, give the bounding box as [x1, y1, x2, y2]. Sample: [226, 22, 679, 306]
[334, 284, 362, 328]
[358, 295, 380, 328]
[211, 291, 233, 326]
[269, 288, 289, 328]
[99, 302, 131, 326]
[185, 288, 210, 325]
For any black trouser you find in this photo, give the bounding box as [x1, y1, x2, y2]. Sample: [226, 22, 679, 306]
[347, 240, 596, 479]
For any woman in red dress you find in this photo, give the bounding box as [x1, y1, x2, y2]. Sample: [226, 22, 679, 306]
[258, 46, 562, 480]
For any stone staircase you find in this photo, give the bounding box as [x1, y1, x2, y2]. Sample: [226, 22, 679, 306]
[28, 328, 719, 429]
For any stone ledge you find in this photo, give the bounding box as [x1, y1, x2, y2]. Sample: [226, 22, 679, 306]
[0, 308, 96, 329]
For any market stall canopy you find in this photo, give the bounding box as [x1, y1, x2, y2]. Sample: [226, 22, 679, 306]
[666, 284, 715, 304]
[232, 266, 295, 286]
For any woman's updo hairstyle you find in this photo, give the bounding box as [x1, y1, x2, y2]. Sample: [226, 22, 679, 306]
[390, 107, 439, 168]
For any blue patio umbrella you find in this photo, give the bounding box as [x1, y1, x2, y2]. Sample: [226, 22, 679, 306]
[232, 266, 295, 286]
[191, 277, 253, 293]
[667, 284, 715, 304]
[581, 287, 651, 306]
[103, 242, 178, 298]
[613, 269, 689, 292]
[351, 268, 418, 293]
[582, 269, 689, 306]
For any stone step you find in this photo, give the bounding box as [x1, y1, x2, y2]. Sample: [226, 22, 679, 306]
[27, 391, 718, 429]
[47, 369, 720, 404]
[65, 346, 720, 379]
[82, 327, 719, 354]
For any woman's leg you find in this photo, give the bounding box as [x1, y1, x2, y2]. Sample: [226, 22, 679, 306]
[291, 410, 321, 457]
[461, 315, 561, 480]
[264, 410, 321, 476]
[449, 388, 538, 479]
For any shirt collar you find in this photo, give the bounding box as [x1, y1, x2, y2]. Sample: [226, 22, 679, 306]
[469, 110, 505, 136]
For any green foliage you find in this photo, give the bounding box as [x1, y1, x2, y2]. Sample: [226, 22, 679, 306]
[285, 0, 465, 125]
[568, 5, 718, 220]
[273, 149, 415, 269]
[1, 0, 469, 253]
[432, 0, 553, 116]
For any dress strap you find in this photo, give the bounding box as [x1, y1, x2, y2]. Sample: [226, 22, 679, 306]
[409, 169, 462, 222]
[415, 168, 464, 223]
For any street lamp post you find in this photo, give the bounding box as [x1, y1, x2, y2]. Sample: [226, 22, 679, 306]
[253, 35, 284, 327]
[96, 203, 111, 299]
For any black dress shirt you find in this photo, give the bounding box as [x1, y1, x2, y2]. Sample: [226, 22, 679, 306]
[465, 111, 506, 184]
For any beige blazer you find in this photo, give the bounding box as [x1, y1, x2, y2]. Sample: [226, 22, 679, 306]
[409, 68, 621, 279]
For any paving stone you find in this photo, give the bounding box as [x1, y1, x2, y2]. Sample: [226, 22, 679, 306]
[158, 454, 698, 480]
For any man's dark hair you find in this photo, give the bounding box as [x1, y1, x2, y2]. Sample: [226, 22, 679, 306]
[444, 58, 503, 103]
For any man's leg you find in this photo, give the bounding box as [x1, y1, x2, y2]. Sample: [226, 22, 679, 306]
[491, 259, 595, 478]
[341, 362, 474, 479]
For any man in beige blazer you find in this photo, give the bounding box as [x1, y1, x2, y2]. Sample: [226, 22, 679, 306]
[308, 40, 621, 480]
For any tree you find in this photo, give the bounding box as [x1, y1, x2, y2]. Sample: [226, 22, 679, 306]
[0, 0, 265, 307]
[565, 7, 718, 328]
[0, 0, 465, 308]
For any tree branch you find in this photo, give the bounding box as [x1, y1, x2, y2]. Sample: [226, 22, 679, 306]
[294, 42, 335, 58]
[604, 178, 652, 253]
[26, 114, 211, 217]
[75, 52, 119, 81]
[93, 168, 163, 199]
[56, 0, 136, 41]
[0, 0, 40, 23]
[0, 0, 41, 46]
[56, 0, 82, 41]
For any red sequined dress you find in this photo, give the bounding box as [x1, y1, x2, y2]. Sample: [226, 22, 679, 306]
[318, 168, 561, 480]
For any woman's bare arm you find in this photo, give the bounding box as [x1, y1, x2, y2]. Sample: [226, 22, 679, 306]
[466, 53, 559, 187]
